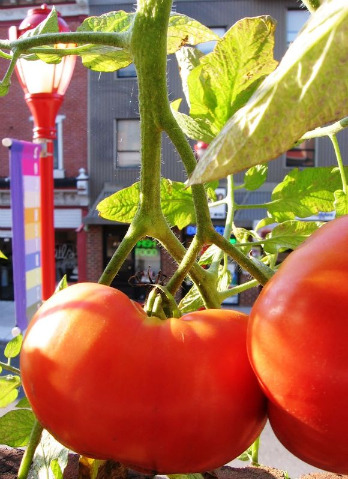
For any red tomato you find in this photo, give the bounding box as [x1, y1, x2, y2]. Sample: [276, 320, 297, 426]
[21, 282, 266, 474]
[248, 215, 348, 473]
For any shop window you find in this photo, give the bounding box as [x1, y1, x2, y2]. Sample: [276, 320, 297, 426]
[55, 230, 78, 284]
[286, 138, 315, 168]
[115, 119, 141, 168]
[286, 9, 310, 45]
[134, 238, 161, 302]
[197, 27, 226, 55]
[0, 236, 13, 301]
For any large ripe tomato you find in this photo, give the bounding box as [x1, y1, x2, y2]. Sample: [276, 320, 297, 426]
[248, 215, 348, 473]
[21, 282, 266, 474]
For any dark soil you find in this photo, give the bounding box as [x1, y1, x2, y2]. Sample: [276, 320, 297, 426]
[1, 446, 348, 479]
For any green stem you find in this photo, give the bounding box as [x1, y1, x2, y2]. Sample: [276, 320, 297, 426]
[98, 223, 145, 285]
[329, 133, 348, 194]
[158, 227, 221, 309]
[165, 234, 204, 296]
[17, 419, 43, 479]
[250, 436, 260, 466]
[219, 278, 259, 302]
[5, 31, 128, 52]
[0, 360, 20, 375]
[210, 175, 234, 276]
[299, 116, 348, 141]
[0, 50, 20, 91]
[209, 230, 273, 286]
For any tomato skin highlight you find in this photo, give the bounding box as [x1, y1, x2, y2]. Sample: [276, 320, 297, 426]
[21, 282, 266, 474]
[248, 215, 348, 474]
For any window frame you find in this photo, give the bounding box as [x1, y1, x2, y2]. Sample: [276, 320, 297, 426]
[114, 118, 141, 169]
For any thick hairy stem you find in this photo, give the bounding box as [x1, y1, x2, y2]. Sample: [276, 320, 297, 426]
[165, 234, 204, 296]
[157, 227, 220, 309]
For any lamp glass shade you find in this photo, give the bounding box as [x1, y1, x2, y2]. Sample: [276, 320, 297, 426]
[9, 4, 76, 96]
[15, 51, 76, 95]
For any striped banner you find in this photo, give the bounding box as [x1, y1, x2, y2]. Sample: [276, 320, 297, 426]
[8, 139, 42, 331]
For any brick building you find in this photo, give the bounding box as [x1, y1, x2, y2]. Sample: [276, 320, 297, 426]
[0, 0, 89, 301]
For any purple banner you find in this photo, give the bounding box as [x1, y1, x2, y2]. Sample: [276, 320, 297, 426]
[8, 139, 42, 331]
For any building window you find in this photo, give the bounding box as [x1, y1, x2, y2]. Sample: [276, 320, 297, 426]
[286, 138, 316, 168]
[53, 114, 65, 178]
[117, 63, 137, 78]
[115, 119, 141, 168]
[286, 9, 310, 45]
[30, 114, 65, 178]
[197, 27, 226, 55]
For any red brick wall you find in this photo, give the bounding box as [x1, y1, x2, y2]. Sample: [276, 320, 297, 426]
[0, 15, 87, 179]
[86, 225, 104, 282]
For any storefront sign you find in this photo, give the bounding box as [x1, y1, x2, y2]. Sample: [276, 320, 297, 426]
[7, 139, 42, 331]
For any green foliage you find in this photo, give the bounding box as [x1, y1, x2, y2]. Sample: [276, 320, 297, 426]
[28, 429, 69, 479]
[189, 0, 348, 183]
[97, 179, 196, 229]
[261, 220, 323, 254]
[4, 334, 23, 359]
[173, 16, 277, 142]
[0, 375, 21, 407]
[267, 167, 347, 222]
[0, 408, 35, 446]
[244, 165, 268, 191]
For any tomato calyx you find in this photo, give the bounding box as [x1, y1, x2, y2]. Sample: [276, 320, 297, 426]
[145, 284, 181, 319]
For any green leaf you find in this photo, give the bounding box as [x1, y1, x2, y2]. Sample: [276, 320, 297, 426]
[55, 275, 69, 292]
[334, 190, 348, 217]
[0, 375, 21, 407]
[76, 11, 133, 72]
[79, 46, 132, 72]
[168, 474, 204, 479]
[78, 10, 134, 34]
[262, 220, 323, 253]
[97, 183, 140, 223]
[170, 107, 216, 143]
[97, 180, 196, 230]
[28, 429, 69, 479]
[167, 15, 219, 54]
[22, 7, 59, 38]
[175, 47, 204, 107]
[179, 283, 204, 313]
[187, 16, 277, 132]
[268, 167, 343, 222]
[244, 165, 268, 191]
[16, 396, 32, 409]
[189, 0, 348, 183]
[0, 409, 35, 447]
[0, 84, 10, 97]
[50, 459, 64, 479]
[4, 334, 23, 359]
[217, 267, 232, 292]
[198, 244, 221, 266]
[160, 179, 196, 230]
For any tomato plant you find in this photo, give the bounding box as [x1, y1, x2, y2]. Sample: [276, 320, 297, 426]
[20, 282, 266, 474]
[0, 0, 348, 477]
[247, 215, 348, 474]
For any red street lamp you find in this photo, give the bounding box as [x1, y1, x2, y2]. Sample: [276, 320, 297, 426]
[9, 4, 76, 299]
